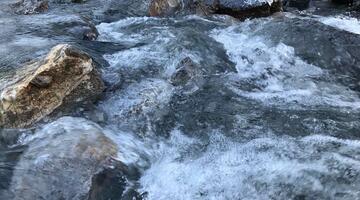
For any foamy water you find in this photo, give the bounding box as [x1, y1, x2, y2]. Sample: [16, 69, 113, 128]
[93, 15, 360, 200]
[210, 25, 360, 110]
[319, 15, 360, 35]
[2, 8, 360, 200]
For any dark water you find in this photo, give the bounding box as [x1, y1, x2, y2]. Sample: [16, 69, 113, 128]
[1, 0, 360, 199]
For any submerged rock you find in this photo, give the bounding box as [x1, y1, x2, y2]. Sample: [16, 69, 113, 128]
[67, 17, 100, 41]
[170, 57, 202, 86]
[11, 0, 49, 15]
[0, 44, 105, 128]
[7, 117, 120, 200]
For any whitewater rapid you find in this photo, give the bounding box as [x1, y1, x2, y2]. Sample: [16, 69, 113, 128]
[2, 9, 360, 200]
[88, 14, 360, 199]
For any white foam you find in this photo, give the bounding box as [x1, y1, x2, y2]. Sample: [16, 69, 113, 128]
[12, 36, 52, 48]
[319, 15, 360, 35]
[140, 129, 360, 200]
[210, 25, 360, 110]
[97, 17, 206, 84]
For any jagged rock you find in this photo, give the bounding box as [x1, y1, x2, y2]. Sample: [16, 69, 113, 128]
[11, 0, 49, 15]
[149, 0, 282, 19]
[7, 117, 120, 200]
[0, 44, 105, 128]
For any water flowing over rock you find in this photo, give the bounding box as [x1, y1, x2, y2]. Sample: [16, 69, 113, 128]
[11, 0, 49, 15]
[170, 57, 203, 86]
[2, 0, 360, 199]
[6, 117, 120, 200]
[0, 44, 105, 128]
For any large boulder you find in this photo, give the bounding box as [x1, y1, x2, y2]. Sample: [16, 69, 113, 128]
[11, 0, 49, 15]
[199, 0, 282, 19]
[6, 117, 121, 200]
[149, 0, 282, 19]
[0, 44, 105, 128]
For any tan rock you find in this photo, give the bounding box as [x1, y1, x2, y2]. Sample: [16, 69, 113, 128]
[149, 0, 182, 16]
[0, 44, 105, 128]
[11, 0, 49, 15]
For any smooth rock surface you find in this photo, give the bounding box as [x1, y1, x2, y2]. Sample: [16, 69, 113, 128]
[0, 44, 105, 128]
[6, 117, 118, 200]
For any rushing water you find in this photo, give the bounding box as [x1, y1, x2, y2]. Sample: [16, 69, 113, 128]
[1, 1, 360, 199]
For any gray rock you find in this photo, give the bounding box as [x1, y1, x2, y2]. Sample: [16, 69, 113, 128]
[7, 117, 119, 200]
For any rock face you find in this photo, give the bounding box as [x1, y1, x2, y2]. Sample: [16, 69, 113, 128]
[149, 0, 282, 19]
[11, 0, 49, 15]
[0, 44, 105, 128]
[7, 117, 119, 200]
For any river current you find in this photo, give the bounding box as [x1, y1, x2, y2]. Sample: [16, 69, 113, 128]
[1, 1, 360, 199]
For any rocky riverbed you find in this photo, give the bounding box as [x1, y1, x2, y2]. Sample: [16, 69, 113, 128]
[1, 0, 360, 199]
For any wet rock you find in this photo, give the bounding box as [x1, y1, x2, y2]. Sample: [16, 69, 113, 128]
[150, 0, 282, 19]
[7, 117, 119, 200]
[0, 44, 105, 128]
[11, 0, 49, 15]
[332, 0, 354, 6]
[149, 0, 194, 16]
[199, 0, 283, 19]
[66, 17, 100, 41]
[283, 0, 311, 10]
[82, 20, 99, 41]
[88, 159, 142, 200]
[170, 57, 202, 86]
